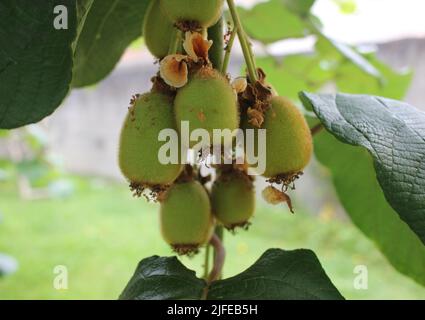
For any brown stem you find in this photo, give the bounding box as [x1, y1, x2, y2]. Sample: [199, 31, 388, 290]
[208, 233, 225, 283]
[311, 123, 324, 136]
[201, 233, 226, 300]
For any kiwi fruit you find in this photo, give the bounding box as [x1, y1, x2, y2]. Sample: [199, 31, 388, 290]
[160, 180, 214, 254]
[143, 0, 175, 59]
[118, 92, 183, 193]
[160, 0, 224, 28]
[244, 96, 313, 178]
[174, 67, 239, 148]
[211, 170, 255, 230]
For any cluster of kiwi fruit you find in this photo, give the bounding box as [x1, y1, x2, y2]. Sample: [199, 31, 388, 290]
[118, 0, 312, 255]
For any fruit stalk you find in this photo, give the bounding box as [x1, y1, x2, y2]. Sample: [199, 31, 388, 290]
[221, 26, 237, 74]
[226, 0, 257, 82]
[168, 28, 183, 55]
[208, 16, 224, 69]
[203, 244, 211, 279]
[208, 234, 225, 283]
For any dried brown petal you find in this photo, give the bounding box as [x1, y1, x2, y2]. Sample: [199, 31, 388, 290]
[247, 107, 264, 128]
[183, 31, 212, 62]
[159, 54, 189, 88]
[262, 186, 294, 213]
[232, 77, 248, 94]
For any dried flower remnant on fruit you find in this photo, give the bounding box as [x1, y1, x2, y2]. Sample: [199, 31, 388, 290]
[262, 186, 294, 213]
[247, 107, 264, 128]
[232, 77, 248, 94]
[183, 31, 212, 63]
[129, 181, 168, 202]
[159, 54, 189, 88]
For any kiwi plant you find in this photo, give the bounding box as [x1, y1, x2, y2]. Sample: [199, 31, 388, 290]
[118, 0, 313, 259]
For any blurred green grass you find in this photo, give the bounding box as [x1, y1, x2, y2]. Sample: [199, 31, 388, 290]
[0, 176, 424, 300]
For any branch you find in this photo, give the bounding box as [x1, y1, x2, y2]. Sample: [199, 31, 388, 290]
[311, 123, 324, 136]
[208, 233, 226, 283]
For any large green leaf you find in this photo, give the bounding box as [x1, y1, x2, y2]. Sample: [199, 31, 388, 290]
[300, 92, 425, 284]
[73, 0, 95, 50]
[310, 129, 425, 285]
[0, 0, 77, 129]
[283, 0, 316, 16]
[208, 249, 344, 300]
[335, 53, 413, 99]
[238, 0, 309, 44]
[72, 0, 149, 87]
[256, 54, 333, 100]
[120, 249, 343, 300]
[312, 31, 382, 80]
[119, 256, 206, 300]
[301, 92, 425, 243]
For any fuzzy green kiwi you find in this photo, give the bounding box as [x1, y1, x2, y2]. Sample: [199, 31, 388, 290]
[160, 0, 224, 28]
[118, 92, 183, 193]
[174, 67, 239, 148]
[211, 171, 255, 231]
[244, 96, 313, 178]
[160, 180, 214, 254]
[143, 0, 175, 59]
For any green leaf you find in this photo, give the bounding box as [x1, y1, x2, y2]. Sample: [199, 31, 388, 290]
[120, 250, 343, 300]
[283, 0, 316, 16]
[73, 0, 95, 51]
[119, 256, 206, 300]
[238, 0, 309, 44]
[208, 249, 344, 300]
[0, 0, 77, 129]
[256, 54, 334, 100]
[72, 0, 149, 88]
[301, 92, 425, 242]
[308, 128, 425, 286]
[335, 53, 413, 99]
[314, 34, 382, 80]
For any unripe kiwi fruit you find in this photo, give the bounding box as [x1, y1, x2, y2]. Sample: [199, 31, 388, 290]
[160, 0, 224, 28]
[143, 0, 174, 59]
[160, 180, 214, 254]
[244, 96, 313, 178]
[174, 67, 239, 148]
[119, 92, 183, 190]
[211, 171, 255, 230]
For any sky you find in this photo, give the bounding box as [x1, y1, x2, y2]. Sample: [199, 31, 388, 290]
[239, 0, 425, 43]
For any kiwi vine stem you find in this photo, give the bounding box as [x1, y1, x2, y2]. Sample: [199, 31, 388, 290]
[311, 123, 324, 136]
[221, 25, 237, 74]
[201, 233, 226, 299]
[207, 17, 225, 281]
[226, 0, 258, 83]
[208, 233, 226, 284]
[203, 243, 211, 280]
[168, 28, 182, 55]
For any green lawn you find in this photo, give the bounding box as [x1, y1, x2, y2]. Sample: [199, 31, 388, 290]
[0, 176, 424, 300]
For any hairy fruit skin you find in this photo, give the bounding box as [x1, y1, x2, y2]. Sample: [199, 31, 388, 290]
[119, 92, 183, 186]
[160, 0, 224, 28]
[143, 0, 174, 59]
[244, 96, 313, 178]
[211, 173, 255, 230]
[174, 68, 239, 148]
[160, 180, 214, 253]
